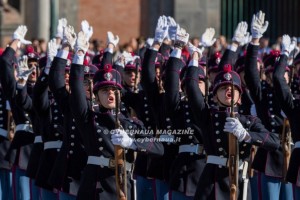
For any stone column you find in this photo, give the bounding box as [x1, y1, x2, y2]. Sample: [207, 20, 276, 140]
[174, 0, 220, 38]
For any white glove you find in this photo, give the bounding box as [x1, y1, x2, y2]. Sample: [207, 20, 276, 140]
[154, 15, 169, 44]
[232, 21, 248, 44]
[107, 31, 119, 47]
[281, 35, 292, 56]
[13, 25, 32, 48]
[75, 31, 89, 53]
[251, 11, 269, 39]
[289, 36, 297, 56]
[224, 117, 250, 142]
[187, 42, 204, 57]
[239, 32, 252, 46]
[174, 27, 189, 48]
[62, 25, 77, 49]
[123, 51, 134, 64]
[167, 16, 177, 41]
[56, 18, 67, 39]
[81, 20, 93, 40]
[17, 56, 36, 85]
[115, 55, 125, 67]
[146, 38, 154, 47]
[200, 28, 216, 47]
[111, 129, 136, 149]
[44, 39, 59, 74]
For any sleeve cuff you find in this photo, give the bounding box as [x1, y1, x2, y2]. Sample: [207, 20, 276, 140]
[57, 49, 69, 59]
[188, 59, 198, 67]
[150, 47, 159, 51]
[170, 48, 182, 59]
[6, 101, 11, 111]
[72, 54, 84, 65]
[227, 45, 238, 52]
[105, 48, 113, 54]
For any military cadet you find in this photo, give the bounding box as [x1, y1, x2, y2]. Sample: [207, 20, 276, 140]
[48, 22, 93, 200]
[0, 26, 41, 200]
[244, 11, 293, 200]
[163, 24, 207, 200]
[30, 37, 67, 200]
[140, 16, 177, 200]
[273, 34, 300, 199]
[184, 40, 280, 199]
[69, 30, 164, 200]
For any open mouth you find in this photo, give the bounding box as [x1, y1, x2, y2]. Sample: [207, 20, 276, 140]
[225, 89, 232, 99]
[108, 96, 114, 103]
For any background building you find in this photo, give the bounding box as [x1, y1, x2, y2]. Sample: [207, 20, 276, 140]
[0, 0, 299, 47]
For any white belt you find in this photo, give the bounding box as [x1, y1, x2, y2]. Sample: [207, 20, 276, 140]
[179, 144, 205, 155]
[87, 155, 133, 171]
[206, 155, 244, 170]
[44, 141, 62, 150]
[34, 136, 43, 143]
[15, 124, 33, 133]
[295, 141, 300, 148]
[0, 128, 7, 138]
[159, 134, 174, 142]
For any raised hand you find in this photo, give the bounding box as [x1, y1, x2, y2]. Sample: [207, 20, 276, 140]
[81, 20, 93, 40]
[251, 10, 269, 39]
[232, 21, 248, 44]
[154, 15, 169, 44]
[56, 18, 67, 39]
[13, 25, 32, 48]
[62, 25, 77, 50]
[200, 28, 216, 47]
[107, 31, 119, 47]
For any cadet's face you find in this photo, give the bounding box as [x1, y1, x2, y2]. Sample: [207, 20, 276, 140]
[28, 61, 38, 82]
[123, 70, 140, 87]
[97, 87, 118, 109]
[155, 67, 160, 80]
[215, 85, 241, 106]
[198, 80, 205, 96]
[284, 71, 289, 84]
[65, 72, 70, 91]
[83, 78, 95, 100]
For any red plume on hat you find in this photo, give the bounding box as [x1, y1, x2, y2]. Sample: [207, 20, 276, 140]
[103, 64, 112, 72]
[223, 64, 232, 73]
[26, 45, 35, 54]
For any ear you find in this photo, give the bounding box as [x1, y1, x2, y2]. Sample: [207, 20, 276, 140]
[94, 93, 100, 105]
[236, 95, 242, 105]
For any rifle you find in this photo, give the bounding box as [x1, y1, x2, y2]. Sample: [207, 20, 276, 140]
[7, 110, 15, 141]
[114, 89, 127, 200]
[228, 79, 239, 200]
[248, 145, 256, 178]
[88, 79, 94, 110]
[133, 58, 140, 94]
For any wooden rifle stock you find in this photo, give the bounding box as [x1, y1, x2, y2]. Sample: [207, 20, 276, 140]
[114, 90, 127, 200]
[228, 79, 239, 200]
[134, 59, 140, 94]
[7, 110, 14, 141]
[248, 145, 256, 178]
[281, 118, 291, 182]
[88, 79, 94, 110]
